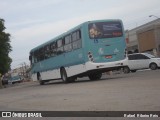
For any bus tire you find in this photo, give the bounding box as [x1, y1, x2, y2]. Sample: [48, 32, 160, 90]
[123, 66, 130, 74]
[60, 68, 69, 83]
[88, 73, 102, 80]
[37, 73, 45, 85]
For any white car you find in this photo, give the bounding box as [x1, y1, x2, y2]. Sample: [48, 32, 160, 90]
[123, 53, 160, 73]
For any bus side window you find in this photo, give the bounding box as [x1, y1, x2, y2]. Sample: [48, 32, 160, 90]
[64, 35, 72, 52]
[72, 30, 82, 50]
[72, 32, 77, 41]
[34, 50, 38, 63]
[39, 48, 45, 61]
[57, 39, 64, 55]
[44, 45, 51, 59]
[50, 42, 57, 57]
[77, 30, 81, 40]
[29, 52, 34, 65]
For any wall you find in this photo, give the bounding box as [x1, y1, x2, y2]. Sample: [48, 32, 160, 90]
[137, 29, 156, 52]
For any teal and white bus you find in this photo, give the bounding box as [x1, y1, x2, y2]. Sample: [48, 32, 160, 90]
[29, 19, 127, 85]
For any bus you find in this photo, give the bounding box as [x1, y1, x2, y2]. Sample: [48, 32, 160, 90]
[29, 19, 127, 85]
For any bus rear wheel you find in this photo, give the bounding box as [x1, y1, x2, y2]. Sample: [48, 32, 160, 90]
[88, 73, 102, 80]
[123, 66, 130, 74]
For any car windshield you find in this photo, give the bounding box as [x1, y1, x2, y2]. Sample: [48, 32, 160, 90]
[144, 53, 156, 58]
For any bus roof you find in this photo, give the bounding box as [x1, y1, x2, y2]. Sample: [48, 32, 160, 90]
[30, 22, 85, 53]
[30, 19, 122, 53]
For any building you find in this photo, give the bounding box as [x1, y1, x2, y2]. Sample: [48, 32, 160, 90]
[125, 18, 160, 57]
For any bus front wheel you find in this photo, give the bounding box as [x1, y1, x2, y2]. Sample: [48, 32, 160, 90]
[60, 68, 69, 83]
[37, 73, 45, 85]
[60, 68, 76, 83]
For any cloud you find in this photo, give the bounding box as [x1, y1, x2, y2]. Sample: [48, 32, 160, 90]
[0, 0, 63, 13]
[7, 19, 46, 29]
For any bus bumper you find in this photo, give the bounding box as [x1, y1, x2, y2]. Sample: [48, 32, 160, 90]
[85, 58, 128, 71]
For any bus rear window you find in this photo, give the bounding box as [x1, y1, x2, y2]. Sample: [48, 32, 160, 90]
[88, 21, 123, 39]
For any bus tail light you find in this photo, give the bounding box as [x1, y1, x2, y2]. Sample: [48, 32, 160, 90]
[88, 52, 94, 62]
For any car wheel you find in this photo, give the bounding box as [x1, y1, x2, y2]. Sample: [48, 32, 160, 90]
[123, 66, 130, 74]
[150, 63, 157, 70]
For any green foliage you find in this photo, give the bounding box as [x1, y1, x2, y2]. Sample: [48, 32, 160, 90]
[0, 18, 12, 75]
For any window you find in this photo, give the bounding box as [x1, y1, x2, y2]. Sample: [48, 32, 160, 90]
[44, 45, 50, 59]
[72, 30, 82, 50]
[29, 52, 34, 64]
[57, 39, 63, 47]
[64, 44, 72, 52]
[50, 42, 57, 57]
[64, 35, 71, 44]
[57, 39, 64, 55]
[128, 55, 136, 60]
[129, 54, 149, 60]
[137, 54, 149, 59]
[34, 50, 40, 62]
[72, 32, 77, 41]
[88, 22, 123, 39]
[72, 30, 81, 41]
[64, 35, 72, 52]
[63, 30, 82, 52]
[39, 48, 45, 61]
[76, 30, 81, 40]
[73, 40, 82, 49]
[57, 47, 63, 55]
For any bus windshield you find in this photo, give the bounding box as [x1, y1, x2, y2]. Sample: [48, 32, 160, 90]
[88, 21, 123, 39]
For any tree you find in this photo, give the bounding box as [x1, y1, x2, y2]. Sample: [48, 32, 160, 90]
[0, 18, 12, 75]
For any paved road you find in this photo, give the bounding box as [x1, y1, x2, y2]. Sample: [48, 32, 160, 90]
[0, 69, 160, 112]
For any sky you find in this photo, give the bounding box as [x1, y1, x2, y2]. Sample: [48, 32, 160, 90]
[0, 0, 160, 69]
